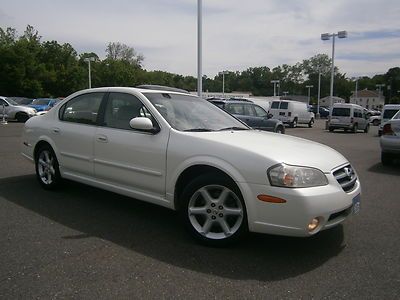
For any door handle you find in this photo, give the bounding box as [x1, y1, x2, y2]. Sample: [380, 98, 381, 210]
[52, 127, 60, 133]
[96, 135, 108, 143]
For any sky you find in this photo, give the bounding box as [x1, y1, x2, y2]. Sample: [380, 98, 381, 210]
[1, 0, 400, 78]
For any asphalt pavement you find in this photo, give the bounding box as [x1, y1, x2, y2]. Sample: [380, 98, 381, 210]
[0, 120, 399, 299]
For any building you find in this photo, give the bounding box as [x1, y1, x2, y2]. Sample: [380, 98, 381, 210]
[319, 96, 345, 107]
[349, 89, 384, 110]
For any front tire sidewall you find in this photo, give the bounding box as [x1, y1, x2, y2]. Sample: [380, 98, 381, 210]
[308, 119, 314, 128]
[179, 174, 248, 246]
[35, 145, 62, 190]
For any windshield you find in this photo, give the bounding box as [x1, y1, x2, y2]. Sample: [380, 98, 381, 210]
[143, 93, 249, 131]
[32, 99, 51, 105]
[332, 107, 350, 117]
[383, 109, 399, 120]
[5, 98, 18, 105]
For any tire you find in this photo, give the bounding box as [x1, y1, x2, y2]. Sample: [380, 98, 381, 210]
[275, 125, 285, 134]
[35, 144, 62, 190]
[364, 124, 370, 133]
[381, 152, 393, 166]
[352, 124, 358, 133]
[329, 127, 334, 132]
[16, 112, 29, 123]
[373, 119, 379, 126]
[179, 173, 247, 246]
[308, 118, 314, 128]
[290, 118, 298, 128]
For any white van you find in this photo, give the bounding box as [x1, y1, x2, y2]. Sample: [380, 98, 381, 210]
[378, 104, 400, 136]
[329, 103, 369, 133]
[269, 100, 314, 127]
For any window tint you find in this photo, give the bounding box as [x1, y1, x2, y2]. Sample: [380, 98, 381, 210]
[332, 107, 350, 117]
[60, 93, 104, 125]
[271, 101, 279, 109]
[104, 92, 154, 130]
[226, 104, 244, 115]
[0, 99, 7, 106]
[280, 102, 289, 109]
[243, 104, 255, 116]
[354, 109, 362, 118]
[383, 109, 399, 119]
[254, 105, 267, 117]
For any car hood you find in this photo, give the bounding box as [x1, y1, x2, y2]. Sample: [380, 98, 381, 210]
[183, 130, 348, 173]
[28, 104, 48, 111]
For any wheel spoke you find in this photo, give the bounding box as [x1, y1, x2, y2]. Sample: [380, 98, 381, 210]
[38, 159, 46, 167]
[218, 218, 231, 236]
[189, 206, 207, 216]
[202, 219, 213, 234]
[224, 207, 242, 216]
[44, 151, 50, 163]
[217, 188, 230, 205]
[199, 188, 213, 205]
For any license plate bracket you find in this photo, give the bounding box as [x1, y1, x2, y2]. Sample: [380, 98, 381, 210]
[352, 194, 361, 214]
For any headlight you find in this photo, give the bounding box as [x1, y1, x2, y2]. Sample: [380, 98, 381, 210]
[268, 163, 328, 188]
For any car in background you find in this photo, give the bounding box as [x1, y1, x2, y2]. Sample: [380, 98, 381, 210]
[329, 103, 370, 133]
[310, 105, 330, 118]
[379, 104, 400, 136]
[269, 100, 315, 128]
[0, 96, 37, 122]
[209, 99, 285, 133]
[22, 86, 361, 246]
[28, 98, 58, 112]
[380, 110, 400, 165]
[369, 114, 381, 126]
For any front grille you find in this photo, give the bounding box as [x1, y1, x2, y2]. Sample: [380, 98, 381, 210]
[328, 206, 352, 221]
[333, 164, 357, 193]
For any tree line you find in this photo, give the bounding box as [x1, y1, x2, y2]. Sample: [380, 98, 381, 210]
[1, 25, 399, 103]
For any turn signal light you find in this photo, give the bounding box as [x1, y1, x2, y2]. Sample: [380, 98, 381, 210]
[257, 195, 287, 203]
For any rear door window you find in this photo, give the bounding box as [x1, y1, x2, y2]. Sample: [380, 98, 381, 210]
[226, 104, 244, 115]
[271, 101, 280, 109]
[332, 108, 350, 117]
[60, 93, 104, 125]
[280, 102, 288, 109]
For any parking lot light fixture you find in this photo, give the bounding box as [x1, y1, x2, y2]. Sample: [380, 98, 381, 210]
[321, 31, 348, 113]
[197, 0, 203, 98]
[220, 71, 229, 98]
[271, 80, 280, 97]
[317, 68, 322, 119]
[84, 57, 96, 89]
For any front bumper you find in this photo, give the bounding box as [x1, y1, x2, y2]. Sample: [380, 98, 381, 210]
[240, 173, 361, 237]
[380, 136, 400, 154]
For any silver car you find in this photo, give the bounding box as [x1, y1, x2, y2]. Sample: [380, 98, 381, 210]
[0, 96, 37, 122]
[380, 110, 400, 165]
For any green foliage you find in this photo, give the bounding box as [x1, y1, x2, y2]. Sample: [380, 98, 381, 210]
[0, 25, 399, 103]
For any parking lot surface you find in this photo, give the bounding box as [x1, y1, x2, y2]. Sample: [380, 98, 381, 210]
[0, 120, 399, 299]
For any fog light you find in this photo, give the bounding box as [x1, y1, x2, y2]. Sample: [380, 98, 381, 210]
[308, 218, 320, 232]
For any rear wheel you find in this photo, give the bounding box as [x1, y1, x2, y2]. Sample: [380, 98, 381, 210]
[179, 173, 247, 246]
[329, 127, 334, 132]
[290, 118, 298, 128]
[308, 118, 314, 128]
[373, 119, 379, 126]
[352, 124, 358, 133]
[35, 145, 62, 190]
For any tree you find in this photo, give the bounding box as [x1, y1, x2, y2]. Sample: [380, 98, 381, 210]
[106, 42, 144, 67]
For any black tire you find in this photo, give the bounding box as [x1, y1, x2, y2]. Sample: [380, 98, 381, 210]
[16, 112, 29, 123]
[308, 118, 314, 128]
[179, 173, 247, 246]
[381, 152, 393, 166]
[364, 124, 370, 133]
[373, 119, 379, 126]
[276, 125, 285, 134]
[352, 124, 358, 133]
[290, 118, 298, 128]
[329, 127, 334, 132]
[35, 144, 62, 190]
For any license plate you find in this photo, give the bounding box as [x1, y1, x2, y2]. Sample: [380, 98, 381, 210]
[352, 194, 361, 214]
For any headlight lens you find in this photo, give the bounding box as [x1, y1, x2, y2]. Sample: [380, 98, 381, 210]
[268, 163, 328, 188]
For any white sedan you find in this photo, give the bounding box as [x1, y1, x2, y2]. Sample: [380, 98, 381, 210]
[380, 110, 400, 165]
[22, 87, 361, 246]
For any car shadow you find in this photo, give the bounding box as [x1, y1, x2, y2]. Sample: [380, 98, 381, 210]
[0, 175, 346, 282]
[368, 162, 400, 174]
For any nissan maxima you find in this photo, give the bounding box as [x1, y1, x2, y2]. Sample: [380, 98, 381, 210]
[22, 87, 361, 246]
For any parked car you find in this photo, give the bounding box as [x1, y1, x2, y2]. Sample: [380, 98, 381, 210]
[209, 99, 285, 133]
[310, 105, 330, 118]
[378, 104, 400, 136]
[28, 98, 58, 112]
[22, 87, 361, 246]
[329, 103, 370, 133]
[0, 96, 37, 122]
[380, 110, 400, 165]
[269, 100, 315, 128]
[369, 115, 381, 126]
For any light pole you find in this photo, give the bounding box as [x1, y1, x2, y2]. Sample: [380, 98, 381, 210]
[283, 91, 289, 97]
[317, 68, 322, 119]
[271, 80, 279, 97]
[376, 84, 385, 97]
[306, 85, 314, 105]
[84, 57, 95, 89]
[321, 31, 347, 112]
[197, 0, 203, 98]
[220, 71, 228, 98]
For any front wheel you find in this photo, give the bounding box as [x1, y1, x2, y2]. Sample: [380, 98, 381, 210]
[275, 125, 285, 134]
[179, 174, 247, 246]
[35, 145, 62, 190]
[308, 118, 314, 128]
[373, 119, 379, 126]
[364, 124, 370, 133]
[352, 124, 358, 133]
[290, 118, 298, 128]
[16, 112, 29, 123]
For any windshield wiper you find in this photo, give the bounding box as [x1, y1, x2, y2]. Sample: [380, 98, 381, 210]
[184, 128, 214, 132]
[218, 127, 249, 131]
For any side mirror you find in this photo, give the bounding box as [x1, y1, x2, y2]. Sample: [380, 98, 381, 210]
[267, 114, 273, 119]
[129, 117, 159, 133]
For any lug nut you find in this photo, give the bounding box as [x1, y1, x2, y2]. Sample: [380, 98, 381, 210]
[211, 203, 216, 207]
[211, 216, 216, 220]
[219, 213, 223, 217]
[218, 205, 223, 210]
[207, 209, 211, 214]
